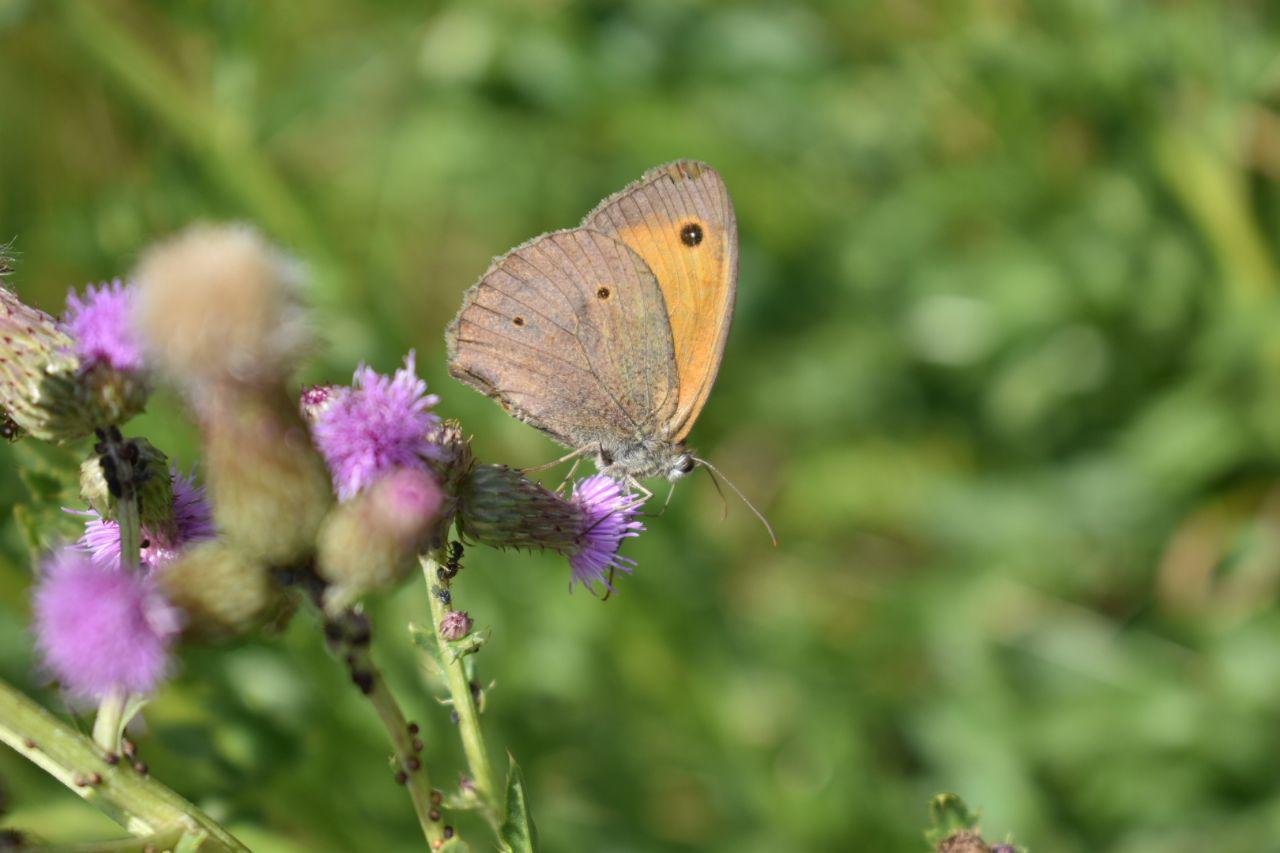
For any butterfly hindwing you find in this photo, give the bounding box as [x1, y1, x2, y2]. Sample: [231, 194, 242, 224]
[446, 228, 680, 453]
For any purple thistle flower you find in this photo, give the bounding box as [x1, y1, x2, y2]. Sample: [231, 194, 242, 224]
[79, 470, 216, 570]
[32, 548, 181, 701]
[310, 352, 442, 501]
[568, 475, 645, 594]
[62, 280, 145, 373]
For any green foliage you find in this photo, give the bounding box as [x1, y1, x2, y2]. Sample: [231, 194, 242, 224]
[1, 1, 1280, 851]
[11, 442, 83, 560]
[924, 794, 981, 847]
[499, 756, 538, 853]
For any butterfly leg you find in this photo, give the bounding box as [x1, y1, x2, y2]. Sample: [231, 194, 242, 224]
[555, 456, 584, 494]
[656, 481, 678, 517]
[521, 445, 587, 475]
[635, 480, 677, 520]
[625, 476, 654, 505]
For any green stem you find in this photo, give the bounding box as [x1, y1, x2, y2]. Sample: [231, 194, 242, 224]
[421, 552, 500, 827]
[37, 825, 186, 853]
[115, 493, 141, 573]
[0, 678, 247, 851]
[91, 687, 127, 755]
[92, 434, 144, 754]
[318, 608, 443, 847]
[364, 658, 444, 846]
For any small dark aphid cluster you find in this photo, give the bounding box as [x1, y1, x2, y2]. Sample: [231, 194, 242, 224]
[93, 427, 149, 501]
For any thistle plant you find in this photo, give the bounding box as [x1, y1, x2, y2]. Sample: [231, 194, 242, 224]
[0, 227, 650, 851]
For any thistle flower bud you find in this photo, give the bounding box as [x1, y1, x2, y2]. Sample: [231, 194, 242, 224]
[203, 389, 333, 566]
[80, 437, 175, 536]
[299, 384, 338, 423]
[0, 278, 150, 443]
[133, 224, 310, 389]
[317, 467, 444, 611]
[57, 281, 151, 426]
[456, 464, 582, 553]
[76, 361, 149, 427]
[438, 610, 472, 641]
[935, 831, 993, 853]
[458, 467, 647, 594]
[426, 419, 473, 492]
[0, 285, 89, 442]
[79, 468, 215, 571]
[158, 541, 293, 640]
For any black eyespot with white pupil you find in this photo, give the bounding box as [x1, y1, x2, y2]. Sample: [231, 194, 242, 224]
[512, 316, 524, 326]
[596, 286, 610, 299]
[680, 222, 703, 247]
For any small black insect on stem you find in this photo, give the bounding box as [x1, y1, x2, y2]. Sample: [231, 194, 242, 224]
[438, 541, 464, 582]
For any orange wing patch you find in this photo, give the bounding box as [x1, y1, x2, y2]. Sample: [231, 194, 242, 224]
[583, 161, 738, 442]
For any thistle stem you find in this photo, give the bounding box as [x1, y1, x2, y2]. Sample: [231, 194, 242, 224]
[37, 825, 186, 853]
[91, 428, 145, 754]
[0, 677, 247, 851]
[91, 687, 127, 755]
[115, 490, 142, 572]
[421, 552, 500, 826]
[312, 602, 443, 847]
[363, 661, 442, 845]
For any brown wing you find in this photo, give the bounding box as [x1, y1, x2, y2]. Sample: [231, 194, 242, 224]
[446, 228, 679, 453]
[583, 160, 737, 441]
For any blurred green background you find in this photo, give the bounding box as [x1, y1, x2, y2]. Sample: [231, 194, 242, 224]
[3, 1, 1280, 850]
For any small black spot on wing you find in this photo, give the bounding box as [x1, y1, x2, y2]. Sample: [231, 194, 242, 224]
[679, 221, 703, 247]
[596, 285, 610, 299]
[512, 316, 525, 326]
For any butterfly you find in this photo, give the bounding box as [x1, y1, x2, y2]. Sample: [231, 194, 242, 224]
[446, 159, 735, 479]
[446, 161, 771, 538]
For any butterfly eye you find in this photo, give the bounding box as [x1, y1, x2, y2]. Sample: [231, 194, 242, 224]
[679, 222, 703, 247]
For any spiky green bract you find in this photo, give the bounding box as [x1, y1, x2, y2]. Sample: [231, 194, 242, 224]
[456, 464, 582, 554]
[0, 285, 145, 442]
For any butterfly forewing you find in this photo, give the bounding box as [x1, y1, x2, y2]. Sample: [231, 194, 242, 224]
[446, 228, 679, 454]
[583, 160, 738, 442]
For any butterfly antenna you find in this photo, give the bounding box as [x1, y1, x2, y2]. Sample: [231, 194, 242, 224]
[693, 457, 778, 546]
[701, 464, 730, 521]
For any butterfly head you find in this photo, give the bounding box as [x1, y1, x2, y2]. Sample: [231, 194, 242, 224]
[668, 451, 697, 482]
